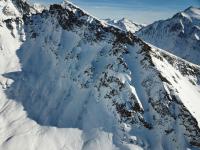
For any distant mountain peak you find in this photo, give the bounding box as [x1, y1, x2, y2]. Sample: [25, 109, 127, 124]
[184, 6, 200, 15]
[137, 6, 200, 65]
[103, 18, 144, 33]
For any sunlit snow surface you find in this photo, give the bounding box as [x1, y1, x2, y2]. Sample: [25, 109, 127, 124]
[0, 1, 200, 150]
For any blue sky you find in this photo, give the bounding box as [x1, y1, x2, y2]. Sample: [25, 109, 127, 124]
[32, 0, 200, 24]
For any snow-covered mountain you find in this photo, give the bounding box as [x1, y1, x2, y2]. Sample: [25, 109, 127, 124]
[103, 18, 144, 33]
[137, 7, 200, 65]
[0, 0, 200, 150]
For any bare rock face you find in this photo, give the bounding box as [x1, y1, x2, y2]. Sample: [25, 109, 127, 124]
[0, 1, 199, 150]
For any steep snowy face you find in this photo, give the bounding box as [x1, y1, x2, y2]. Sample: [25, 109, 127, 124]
[0, 1, 200, 150]
[0, 0, 21, 19]
[137, 7, 200, 65]
[103, 18, 144, 33]
[184, 7, 200, 21]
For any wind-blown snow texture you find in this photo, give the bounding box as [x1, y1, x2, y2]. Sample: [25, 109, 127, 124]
[137, 7, 200, 65]
[0, 0, 200, 150]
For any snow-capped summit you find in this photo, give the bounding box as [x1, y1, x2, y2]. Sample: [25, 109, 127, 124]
[103, 18, 144, 33]
[0, 1, 200, 150]
[183, 6, 200, 21]
[137, 7, 200, 65]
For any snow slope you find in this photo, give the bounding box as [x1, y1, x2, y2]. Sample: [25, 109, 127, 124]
[0, 0, 200, 150]
[137, 7, 200, 65]
[103, 18, 144, 33]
